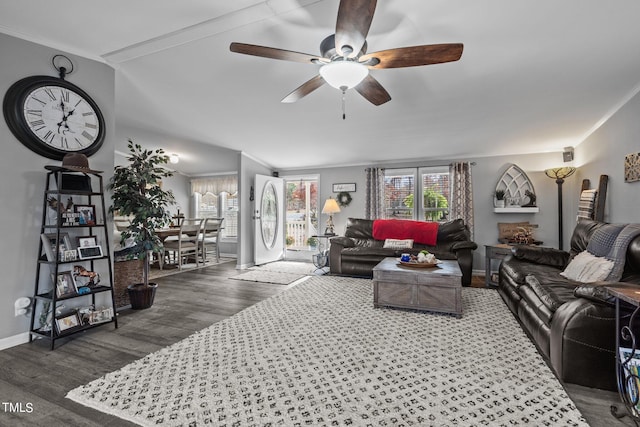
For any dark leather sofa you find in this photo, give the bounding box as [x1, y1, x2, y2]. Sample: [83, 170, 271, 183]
[499, 219, 640, 390]
[329, 218, 477, 286]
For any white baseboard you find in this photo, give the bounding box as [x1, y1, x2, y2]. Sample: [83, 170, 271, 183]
[0, 332, 29, 351]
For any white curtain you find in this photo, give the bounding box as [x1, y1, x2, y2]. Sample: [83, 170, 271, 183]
[449, 162, 474, 239]
[365, 167, 385, 219]
[191, 175, 237, 196]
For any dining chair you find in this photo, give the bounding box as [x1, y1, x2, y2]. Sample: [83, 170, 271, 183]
[199, 217, 224, 263]
[163, 218, 204, 270]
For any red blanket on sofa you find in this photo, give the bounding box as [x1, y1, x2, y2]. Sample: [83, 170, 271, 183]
[372, 219, 439, 246]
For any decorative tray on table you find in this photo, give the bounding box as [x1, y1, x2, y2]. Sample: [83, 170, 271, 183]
[397, 259, 440, 268]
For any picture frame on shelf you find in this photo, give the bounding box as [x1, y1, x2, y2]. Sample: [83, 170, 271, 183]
[332, 183, 356, 193]
[77, 236, 97, 248]
[75, 204, 96, 225]
[89, 307, 114, 325]
[77, 245, 103, 260]
[55, 310, 81, 333]
[41, 232, 72, 262]
[63, 249, 78, 262]
[55, 271, 77, 298]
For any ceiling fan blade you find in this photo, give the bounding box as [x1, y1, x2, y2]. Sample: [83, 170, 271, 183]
[281, 75, 326, 103]
[335, 0, 377, 58]
[230, 42, 327, 64]
[360, 43, 463, 69]
[354, 75, 391, 106]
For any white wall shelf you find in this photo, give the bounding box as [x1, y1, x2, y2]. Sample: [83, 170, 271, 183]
[493, 207, 539, 213]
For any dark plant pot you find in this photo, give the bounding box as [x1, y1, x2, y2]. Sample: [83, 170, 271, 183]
[127, 283, 158, 310]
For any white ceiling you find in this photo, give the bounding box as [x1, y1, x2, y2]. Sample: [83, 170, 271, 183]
[3, 0, 640, 175]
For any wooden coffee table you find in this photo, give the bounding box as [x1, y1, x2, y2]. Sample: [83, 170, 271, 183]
[373, 257, 463, 316]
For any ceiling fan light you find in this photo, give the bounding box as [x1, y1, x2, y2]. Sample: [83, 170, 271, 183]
[319, 61, 369, 89]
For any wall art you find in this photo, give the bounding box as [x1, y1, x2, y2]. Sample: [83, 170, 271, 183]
[625, 153, 640, 183]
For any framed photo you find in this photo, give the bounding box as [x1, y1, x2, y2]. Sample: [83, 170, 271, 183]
[78, 245, 103, 260]
[89, 307, 114, 325]
[41, 232, 72, 262]
[75, 204, 96, 225]
[55, 311, 81, 333]
[332, 183, 356, 192]
[77, 236, 97, 248]
[63, 249, 78, 262]
[55, 271, 77, 298]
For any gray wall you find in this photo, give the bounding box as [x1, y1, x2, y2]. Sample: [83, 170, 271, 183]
[572, 89, 640, 224]
[0, 33, 115, 347]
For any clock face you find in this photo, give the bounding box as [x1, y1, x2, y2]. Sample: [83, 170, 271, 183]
[24, 85, 100, 152]
[3, 76, 105, 160]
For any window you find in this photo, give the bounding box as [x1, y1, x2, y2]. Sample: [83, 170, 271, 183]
[192, 175, 238, 239]
[383, 167, 450, 222]
[383, 169, 414, 219]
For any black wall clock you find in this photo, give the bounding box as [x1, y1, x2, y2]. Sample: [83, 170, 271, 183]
[3, 75, 105, 160]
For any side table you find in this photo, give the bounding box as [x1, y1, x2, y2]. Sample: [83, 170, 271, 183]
[484, 244, 513, 287]
[607, 285, 640, 421]
[311, 234, 334, 272]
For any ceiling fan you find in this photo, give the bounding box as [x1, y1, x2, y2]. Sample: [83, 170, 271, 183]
[230, 0, 463, 109]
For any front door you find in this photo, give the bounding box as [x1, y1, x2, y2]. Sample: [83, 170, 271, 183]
[254, 174, 284, 265]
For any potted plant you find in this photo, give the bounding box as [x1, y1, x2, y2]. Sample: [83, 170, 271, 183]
[108, 140, 175, 309]
[306, 236, 318, 249]
[286, 235, 295, 246]
[494, 189, 506, 208]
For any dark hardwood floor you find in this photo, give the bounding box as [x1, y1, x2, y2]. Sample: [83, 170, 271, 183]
[0, 261, 633, 426]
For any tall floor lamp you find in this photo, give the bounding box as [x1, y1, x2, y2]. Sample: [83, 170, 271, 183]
[544, 167, 576, 251]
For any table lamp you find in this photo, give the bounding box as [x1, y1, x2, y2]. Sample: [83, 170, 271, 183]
[322, 197, 341, 235]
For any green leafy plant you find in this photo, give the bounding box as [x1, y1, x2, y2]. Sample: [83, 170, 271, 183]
[108, 139, 175, 287]
[403, 188, 449, 221]
[306, 237, 318, 247]
[495, 189, 506, 200]
[286, 235, 294, 246]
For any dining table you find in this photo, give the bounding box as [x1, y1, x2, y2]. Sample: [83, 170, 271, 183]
[155, 227, 181, 242]
[154, 227, 183, 269]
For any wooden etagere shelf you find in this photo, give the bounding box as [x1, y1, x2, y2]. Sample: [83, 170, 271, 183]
[29, 169, 117, 349]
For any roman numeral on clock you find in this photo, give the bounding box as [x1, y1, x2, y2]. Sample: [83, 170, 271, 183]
[44, 88, 56, 100]
[44, 131, 55, 144]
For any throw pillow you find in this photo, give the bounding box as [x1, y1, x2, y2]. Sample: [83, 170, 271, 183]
[560, 251, 614, 283]
[382, 238, 414, 249]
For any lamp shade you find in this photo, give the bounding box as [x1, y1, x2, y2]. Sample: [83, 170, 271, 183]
[544, 167, 576, 180]
[322, 198, 341, 214]
[319, 61, 369, 89]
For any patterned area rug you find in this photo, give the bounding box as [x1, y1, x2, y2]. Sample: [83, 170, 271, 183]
[66, 276, 587, 426]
